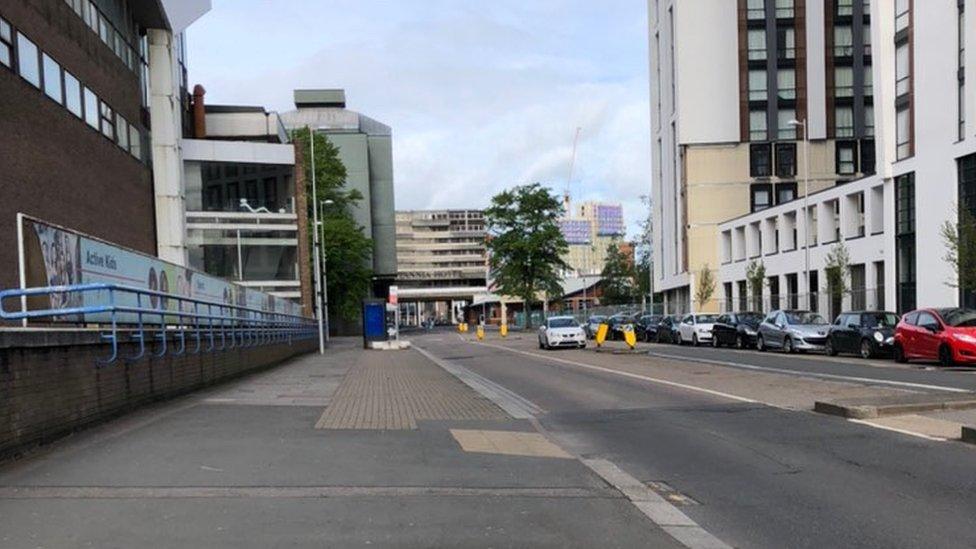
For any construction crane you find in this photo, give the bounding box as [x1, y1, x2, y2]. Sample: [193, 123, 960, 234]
[564, 126, 582, 212]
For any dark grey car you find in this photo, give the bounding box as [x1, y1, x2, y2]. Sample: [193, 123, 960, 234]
[756, 309, 830, 353]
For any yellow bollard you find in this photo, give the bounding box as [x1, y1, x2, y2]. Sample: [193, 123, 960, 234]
[624, 327, 637, 350]
[476, 325, 485, 340]
[457, 323, 463, 333]
[595, 323, 609, 347]
[500, 324, 508, 338]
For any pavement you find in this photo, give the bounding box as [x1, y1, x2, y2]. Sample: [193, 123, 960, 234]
[0, 337, 685, 549]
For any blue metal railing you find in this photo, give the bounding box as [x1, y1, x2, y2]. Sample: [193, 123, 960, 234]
[0, 283, 317, 365]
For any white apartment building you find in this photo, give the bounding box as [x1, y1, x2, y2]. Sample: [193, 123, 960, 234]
[651, 0, 975, 315]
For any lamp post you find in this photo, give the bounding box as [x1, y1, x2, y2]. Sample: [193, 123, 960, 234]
[788, 118, 811, 310]
[319, 199, 334, 343]
[308, 126, 325, 354]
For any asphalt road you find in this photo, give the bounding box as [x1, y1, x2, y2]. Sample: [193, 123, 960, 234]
[417, 332, 976, 549]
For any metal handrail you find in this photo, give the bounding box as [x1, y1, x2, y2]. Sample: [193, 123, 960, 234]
[0, 283, 316, 365]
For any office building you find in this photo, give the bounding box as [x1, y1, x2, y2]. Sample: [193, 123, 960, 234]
[715, 0, 976, 316]
[0, 0, 206, 290]
[394, 209, 487, 324]
[559, 200, 627, 276]
[280, 89, 398, 298]
[649, 0, 876, 313]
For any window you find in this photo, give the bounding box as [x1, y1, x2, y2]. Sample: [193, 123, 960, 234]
[864, 65, 873, 96]
[834, 26, 853, 57]
[750, 109, 768, 141]
[837, 0, 853, 17]
[896, 105, 911, 159]
[835, 66, 854, 98]
[860, 139, 876, 175]
[778, 108, 796, 139]
[836, 141, 856, 174]
[99, 102, 114, 140]
[750, 143, 772, 177]
[959, 0, 966, 140]
[117, 115, 129, 151]
[778, 69, 796, 100]
[895, 42, 910, 96]
[41, 53, 62, 104]
[16, 33, 40, 88]
[836, 106, 854, 137]
[895, 0, 910, 33]
[64, 71, 82, 118]
[863, 23, 872, 56]
[778, 27, 796, 60]
[895, 173, 916, 312]
[747, 0, 764, 20]
[959, 154, 976, 306]
[129, 124, 141, 160]
[87, 2, 98, 32]
[748, 29, 767, 61]
[749, 70, 767, 101]
[864, 105, 874, 136]
[776, 182, 797, 204]
[775, 143, 796, 177]
[775, 0, 794, 19]
[83, 87, 99, 129]
[751, 184, 773, 212]
[0, 17, 11, 68]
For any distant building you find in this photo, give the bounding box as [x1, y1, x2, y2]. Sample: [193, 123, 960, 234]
[394, 209, 487, 324]
[280, 89, 397, 298]
[559, 199, 627, 276]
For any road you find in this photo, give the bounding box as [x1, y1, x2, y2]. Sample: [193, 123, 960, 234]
[416, 331, 976, 549]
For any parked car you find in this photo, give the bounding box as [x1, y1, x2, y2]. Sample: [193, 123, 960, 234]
[677, 314, 720, 346]
[654, 315, 681, 344]
[637, 314, 664, 342]
[584, 315, 607, 339]
[826, 311, 899, 358]
[538, 316, 587, 350]
[710, 311, 764, 348]
[607, 313, 637, 340]
[893, 307, 976, 366]
[756, 309, 830, 353]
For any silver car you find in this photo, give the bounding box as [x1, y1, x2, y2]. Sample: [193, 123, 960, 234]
[756, 309, 830, 353]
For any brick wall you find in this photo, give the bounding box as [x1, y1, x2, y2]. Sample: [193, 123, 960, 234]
[0, 331, 316, 461]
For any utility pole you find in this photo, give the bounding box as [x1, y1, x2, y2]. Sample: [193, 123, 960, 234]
[308, 126, 325, 354]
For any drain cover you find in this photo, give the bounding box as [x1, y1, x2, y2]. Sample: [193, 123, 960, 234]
[645, 481, 700, 506]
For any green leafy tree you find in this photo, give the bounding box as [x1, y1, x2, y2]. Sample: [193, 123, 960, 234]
[940, 204, 976, 293]
[292, 128, 373, 322]
[824, 242, 851, 316]
[601, 241, 637, 305]
[695, 263, 716, 310]
[746, 260, 766, 311]
[485, 183, 569, 328]
[635, 195, 653, 299]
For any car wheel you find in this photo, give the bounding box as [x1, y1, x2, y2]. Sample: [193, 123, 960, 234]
[939, 345, 955, 367]
[692, 334, 699, 347]
[736, 334, 745, 349]
[538, 339, 544, 349]
[826, 338, 838, 356]
[859, 339, 874, 359]
[893, 343, 907, 363]
[784, 337, 794, 354]
[712, 335, 720, 348]
[757, 335, 766, 352]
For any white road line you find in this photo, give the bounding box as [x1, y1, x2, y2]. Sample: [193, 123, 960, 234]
[645, 351, 972, 394]
[475, 342, 759, 405]
[848, 419, 947, 442]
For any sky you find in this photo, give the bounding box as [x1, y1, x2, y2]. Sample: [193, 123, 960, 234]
[186, 0, 651, 238]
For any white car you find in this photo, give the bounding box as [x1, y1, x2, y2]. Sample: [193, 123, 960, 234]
[678, 314, 720, 346]
[538, 316, 587, 350]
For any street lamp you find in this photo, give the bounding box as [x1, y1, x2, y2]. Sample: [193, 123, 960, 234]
[308, 126, 326, 354]
[788, 118, 811, 310]
[318, 199, 334, 343]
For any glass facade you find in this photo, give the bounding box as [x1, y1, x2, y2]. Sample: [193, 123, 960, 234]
[895, 173, 916, 312]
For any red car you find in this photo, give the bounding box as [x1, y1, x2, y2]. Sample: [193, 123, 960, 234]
[893, 308, 976, 366]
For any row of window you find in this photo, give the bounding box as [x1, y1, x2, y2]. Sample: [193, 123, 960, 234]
[746, 0, 797, 20]
[958, 0, 966, 141]
[750, 182, 797, 212]
[60, 0, 144, 76]
[747, 27, 796, 62]
[748, 139, 874, 182]
[1, 16, 144, 162]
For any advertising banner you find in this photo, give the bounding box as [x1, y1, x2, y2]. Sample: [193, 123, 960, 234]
[19, 215, 305, 324]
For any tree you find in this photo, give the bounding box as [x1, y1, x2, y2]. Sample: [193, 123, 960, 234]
[601, 241, 637, 305]
[635, 195, 653, 299]
[695, 263, 716, 310]
[746, 260, 766, 311]
[940, 204, 976, 295]
[485, 183, 569, 328]
[292, 128, 373, 322]
[824, 242, 851, 316]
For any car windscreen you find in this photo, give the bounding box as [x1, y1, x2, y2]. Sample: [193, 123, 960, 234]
[785, 312, 827, 325]
[738, 313, 763, 326]
[549, 318, 578, 328]
[861, 313, 899, 328]
[589, 316, 606, 323]
[939, 308, 976, 327]
[697, 315, 719, 323]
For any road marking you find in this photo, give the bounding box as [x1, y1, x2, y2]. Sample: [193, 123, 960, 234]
[645, 351, 972, 394]
[475, 342, 759, 405]
[450, 429, 573, 459]
[415, 345, 544, 418]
